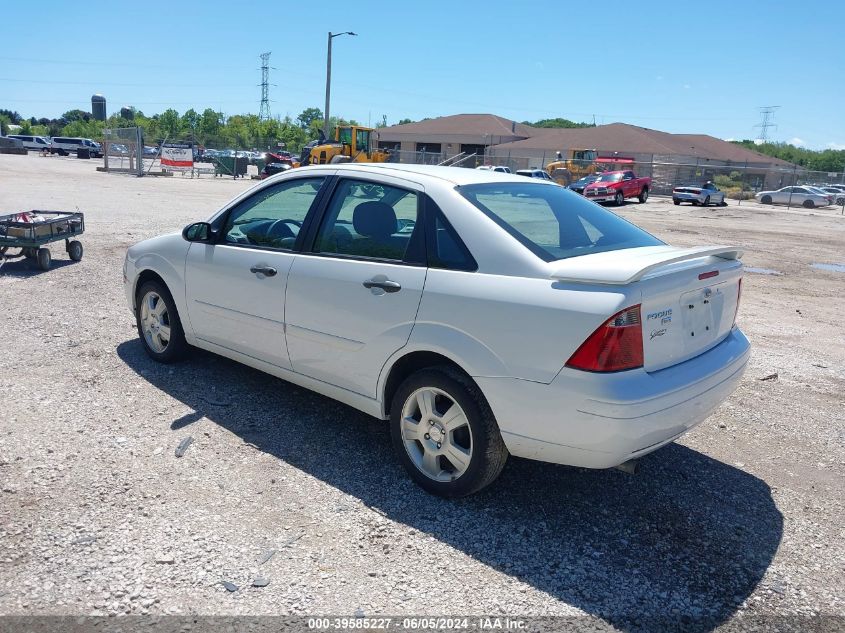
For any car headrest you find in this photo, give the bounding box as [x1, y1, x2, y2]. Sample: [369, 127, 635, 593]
[353, 202, 397, 239]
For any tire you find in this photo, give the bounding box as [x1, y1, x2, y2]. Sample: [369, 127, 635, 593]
[68, 240, 83, 261]
[637, 187, 649, 203]
[703, 195, 711, 207]
[390, 366, 508, 497]
[761, 195, 772, 204]
[614, 191, 624, 206]
[36, 248, 51, 271]
[673, 199, 681, 206]
[135, 280, 189, 363]
[24, 248, 37, 259]
[720, 198, 728, 207]
[802, 199, 814, 208]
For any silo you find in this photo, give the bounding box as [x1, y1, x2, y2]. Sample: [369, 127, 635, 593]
[91, 94, 106, 121]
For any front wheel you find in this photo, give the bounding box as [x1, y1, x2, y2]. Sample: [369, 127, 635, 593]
[135, 281, 189, 363]
[638, 187, 649, 203]
[614, 191, 624, 206]
[68, 240, 83, 261]
[673, 199, 681, 206]
[761, 195, 772, 204]
[703, 195, 711, 207]
[390, 367, 508, 497]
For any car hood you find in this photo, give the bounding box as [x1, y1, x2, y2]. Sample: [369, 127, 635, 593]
[126, 232, 185, 263]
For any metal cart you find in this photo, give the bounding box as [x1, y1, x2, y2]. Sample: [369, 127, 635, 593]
[0, 211, 85, 272]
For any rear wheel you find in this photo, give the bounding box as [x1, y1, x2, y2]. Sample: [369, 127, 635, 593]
[802, 199, 815, 208]
[135, 281, 189, 363]
[614, 191, 624, 206]
[390, 366, 508, 497]
[761, 195, 772, 204]
[638, 187, 649, 203]
[36, 248, 51, 271]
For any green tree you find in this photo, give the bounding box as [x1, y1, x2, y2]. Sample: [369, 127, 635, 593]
[158, 108, 181, 139]
[18, 120, 33, 135]
[62, 109, 91, 123]
[523, 117, 594, 128]
[397, 118, 414, 125]
[297, 107, 323, 129]
[0, 109, 22, 124]
[0, 114, 10, 135]
[181, 109, 200, 135]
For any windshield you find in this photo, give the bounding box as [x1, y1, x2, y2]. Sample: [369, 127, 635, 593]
[596, 172, 624, 183]
[574, 176, 598, 185]
[458, 183, 663, 262]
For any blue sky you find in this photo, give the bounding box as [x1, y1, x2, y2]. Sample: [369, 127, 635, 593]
[2, 0, 843, 149]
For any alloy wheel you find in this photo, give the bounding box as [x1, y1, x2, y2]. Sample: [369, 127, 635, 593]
[140, 291, 172, 353]
[400, 387, 473, 482]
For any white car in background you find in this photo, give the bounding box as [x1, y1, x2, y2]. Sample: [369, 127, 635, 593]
[124, 164, 749, 496]
[476, 165, 511, 173]
[755, 186, 830, 208]
[515, 168, 553, 181]
[672, 181, 727, 206]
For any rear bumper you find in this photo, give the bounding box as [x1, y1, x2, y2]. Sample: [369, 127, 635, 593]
[673, 193, 705, 203]
[476, 328, 750, 468]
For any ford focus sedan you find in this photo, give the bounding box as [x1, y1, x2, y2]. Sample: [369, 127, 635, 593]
[124, 164, 750, 497]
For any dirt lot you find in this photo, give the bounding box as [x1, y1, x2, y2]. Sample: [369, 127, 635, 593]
[0, 153, 843, 630]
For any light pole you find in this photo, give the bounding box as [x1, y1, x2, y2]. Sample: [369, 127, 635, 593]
[324, 31, 357, 141]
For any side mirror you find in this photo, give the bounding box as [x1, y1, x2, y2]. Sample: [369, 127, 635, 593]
[182, 222, 212, 242]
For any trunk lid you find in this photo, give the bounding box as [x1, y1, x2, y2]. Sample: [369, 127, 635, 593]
[550, 245, 743, 372]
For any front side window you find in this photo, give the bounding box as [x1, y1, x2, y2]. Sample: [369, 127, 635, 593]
[222, 177, 325, 249]
[458, 182, 663, 262]
[315, 179, 423, 263]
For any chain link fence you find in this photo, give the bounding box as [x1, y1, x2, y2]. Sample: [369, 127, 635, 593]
[384, 149, 845, 200]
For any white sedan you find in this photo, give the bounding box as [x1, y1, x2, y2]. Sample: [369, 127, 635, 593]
[755, 186, 830, 208]
[672, 182, 727, 206]
[124, 164, 750, 496]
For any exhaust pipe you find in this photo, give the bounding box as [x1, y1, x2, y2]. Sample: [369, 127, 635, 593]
[614, 459, 639, 475]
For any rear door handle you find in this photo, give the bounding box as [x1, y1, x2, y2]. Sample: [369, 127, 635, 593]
[250, 265, 277, 277]
[363, 279, 401, 293]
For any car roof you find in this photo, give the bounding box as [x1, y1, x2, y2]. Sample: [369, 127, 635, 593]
[294, 163, 554, 186]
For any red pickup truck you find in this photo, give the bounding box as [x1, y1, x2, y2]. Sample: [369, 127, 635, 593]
[582, 170, 651, 205]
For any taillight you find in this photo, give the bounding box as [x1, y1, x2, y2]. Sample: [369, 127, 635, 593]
[733, 278, 742, 325]
[566, 305, 644, 372]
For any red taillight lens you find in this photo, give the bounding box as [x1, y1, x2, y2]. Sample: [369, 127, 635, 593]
[733, 278, 742, 325]
[566, 305, 644, 372]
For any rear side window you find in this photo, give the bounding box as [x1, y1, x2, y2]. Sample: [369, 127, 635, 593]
[425, 199, 476, 272]
[458, 182, 663, 262]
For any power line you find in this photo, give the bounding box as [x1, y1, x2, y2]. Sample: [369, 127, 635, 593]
[754, 106, 780, 141]
[259, 52, 272, 120]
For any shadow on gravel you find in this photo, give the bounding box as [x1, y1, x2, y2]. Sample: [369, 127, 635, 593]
[0, 255, 77, 276]
[118, 341, 783, 633]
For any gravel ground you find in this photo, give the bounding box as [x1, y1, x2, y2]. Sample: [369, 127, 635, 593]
[0, 154, 843, 631]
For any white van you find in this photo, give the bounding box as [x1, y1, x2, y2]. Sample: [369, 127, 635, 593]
[7, 134, 52, 151]
[51, 137, 102, 157]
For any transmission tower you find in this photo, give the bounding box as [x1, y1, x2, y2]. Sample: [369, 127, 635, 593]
[259, 52, 272, 120]
[754, 106, 780, 141]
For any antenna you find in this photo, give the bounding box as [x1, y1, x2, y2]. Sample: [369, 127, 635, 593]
[754, 106, 780, 141]
[259, 52, 272, 120]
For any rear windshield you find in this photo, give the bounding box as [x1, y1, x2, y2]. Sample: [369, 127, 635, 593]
[458, 183, 663, 262]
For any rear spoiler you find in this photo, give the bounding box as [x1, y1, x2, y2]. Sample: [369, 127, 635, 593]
[550, 245, 743, 285]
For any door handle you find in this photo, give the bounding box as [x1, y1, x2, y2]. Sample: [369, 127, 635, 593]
[250, 265, 277, 277]
[363, 279, 401, 293]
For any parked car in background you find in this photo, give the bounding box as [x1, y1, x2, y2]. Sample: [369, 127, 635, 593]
[7, 134, 51, 151]
[50, 137, 102, 157]
[476, 165, 511, 173]
[754, 186, 830, 208]
[821, 186, 845, 204]
[107, 143, 129, 156]
[804, 186, 836, 206]
[583, 170, 651, 205]
[568, 174, 600, 195]
[259, 162, 292, 179]
[124, 163, 748, 496]
[515, 168, 553, 181]
[143, 146, 159, 157]
[672, 181, 727, 206]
